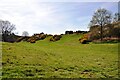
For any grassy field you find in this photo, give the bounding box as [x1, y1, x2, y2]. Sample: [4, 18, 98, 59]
[2, 34, 119, 78]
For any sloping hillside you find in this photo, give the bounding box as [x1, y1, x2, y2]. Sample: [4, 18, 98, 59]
[2, 34, 119, 78]
[37, 34, 82, 44]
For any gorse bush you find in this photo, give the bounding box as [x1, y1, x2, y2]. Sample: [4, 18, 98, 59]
[16, 36, 30, 42]
[40, 34, 46, 40]
[50, 35, 62, 42]
[79, 34, 90, 44]
[30, 39, 36, 43]
[16, 33, 47, 43]
[80, 38, 88, 44]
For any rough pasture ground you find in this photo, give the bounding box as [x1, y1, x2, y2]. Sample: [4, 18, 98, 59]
[2, 34, 119, 78]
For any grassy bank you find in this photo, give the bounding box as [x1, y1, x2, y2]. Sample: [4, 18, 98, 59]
[2, 34, 119, 78]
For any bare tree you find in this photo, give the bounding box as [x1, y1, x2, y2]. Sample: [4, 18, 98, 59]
[0, 20, 16, 34]
[89, 8, 112, 41]
[22, 31, 29, 36]
[0, 20, 16, 41]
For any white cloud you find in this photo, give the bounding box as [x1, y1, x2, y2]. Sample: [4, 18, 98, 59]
[0, 0, 69, 35]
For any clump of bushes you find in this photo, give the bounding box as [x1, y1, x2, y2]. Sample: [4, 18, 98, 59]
[65, 30, 88, 35]
[50, 35, 62, 42]
[27, 34, 46, 43]
[79, 34, 90, 44]
[89, 21, 120, 42]
[33, 33, 46, 40]
[79, 38, 88, 44]
[27, 37, 36, 43]
[65, 31, 73, 34]
[30, 39, 36, 43]
[40, 34, 46, 40]
[16, 33, 47, 43]
[2, 33, 18, 43]
[74, 30, 88, 34]
[16, 36, 29, 42]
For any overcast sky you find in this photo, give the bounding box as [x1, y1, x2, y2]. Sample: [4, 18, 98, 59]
[0, 0, 119, 35]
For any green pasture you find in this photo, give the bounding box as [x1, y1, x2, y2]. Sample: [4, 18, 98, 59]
[2, 34, 119, 78]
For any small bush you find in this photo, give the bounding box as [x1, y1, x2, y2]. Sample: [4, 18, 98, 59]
[27, 37, 35, 42]
[16, 36, 30, 42]
[54, 35, 61, 40]
[40, 34, 46, 40]
[30, 39, 36, 43]
[27, 38, 32, 42]
[50, 37, 55, 42]
[50, 35, 62, 42]
[16, 37, 25, 42]
[80, 38, 87, 44]
[23, 37, 29, 41]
